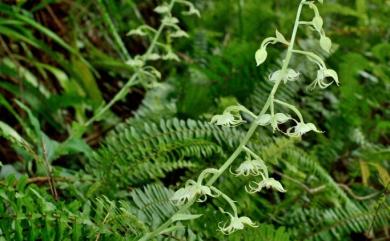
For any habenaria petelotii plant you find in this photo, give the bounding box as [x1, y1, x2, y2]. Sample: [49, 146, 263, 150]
[138, 0, 339, 239]
[85, 0, 199, 126]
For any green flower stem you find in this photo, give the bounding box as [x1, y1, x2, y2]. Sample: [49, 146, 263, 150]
[211, 186, 238, 216]
[197, 168, 218, 184]
[298, 20, 313, 25]
[274, 99, 304, 122]
[292, 49, 326, 67]
[243, 146, 261, 160]
[84, 0, 176, 127]
[209, 0, 305, 185]
[138, 1, 306, 240]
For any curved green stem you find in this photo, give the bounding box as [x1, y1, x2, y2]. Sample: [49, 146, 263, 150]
[292, 49, 326, 68]
[210, 186, 238, 216]
[197, 168, 218, 184]
[274, 99, 304, 122]
[243, 146, 261, 160]
[137, 1, 306, 240]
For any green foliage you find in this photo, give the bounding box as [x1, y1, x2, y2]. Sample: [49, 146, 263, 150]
[0, 0, 389, 240]
[287, 203, 390, 241]
[91, 118, 243, 192]
[0, 176, 186, 240]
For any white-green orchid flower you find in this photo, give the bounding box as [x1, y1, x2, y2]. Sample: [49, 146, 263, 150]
[286, 121, 322, 137]
[269, 68, 300, 83]
[256, 113, 292, 131]
[246, 173, 286, 193]
[210, 105, 249, 127]
[162, 51, 180, 61]
[218, 211, 258, 235]
[231, 159, 268, 177]
[309, 67, 339, 89]
[171, 180, 217, 206]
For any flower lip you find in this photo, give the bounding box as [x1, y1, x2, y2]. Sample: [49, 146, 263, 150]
[309, 67, 339, 89]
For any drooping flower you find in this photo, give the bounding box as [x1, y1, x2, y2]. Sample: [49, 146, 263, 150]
[218, 212, 258, 235]
[269, 68, 300, 83]
[171, 180, 216, 206]
[232, 159, 268, 177]
[309, 68, 339, 89]
[154, 4, 170, 14]
[162, 51, 180, 61]
[182, 4, 200, 17]
[286, 122, 322, 137]
[210, 106, 246, 127]
[170, 29, 189, 38]
[125, 56, 144, 68]
[245, 174, 286, 193]
[256, 113, 291, 131]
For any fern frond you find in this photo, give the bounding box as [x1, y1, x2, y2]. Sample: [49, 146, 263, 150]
[227, 224, 293, 241]
[286, 202, 390, 241]
[132, 83, 177, 122]
[0, 176, 150, 240]
[91, 118, 244, 190]
[246, 81, 301, 113]
[282, 148, 352, 205]
[130, 183, 178, 228]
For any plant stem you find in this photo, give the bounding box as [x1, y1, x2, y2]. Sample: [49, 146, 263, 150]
[84, 74, 138, 126]
[274, 99, 304, 122]
[291, 49, 326, 67]
[137, 1, 306, 240]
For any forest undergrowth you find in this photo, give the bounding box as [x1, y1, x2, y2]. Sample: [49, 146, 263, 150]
[0, 0, 389, 240]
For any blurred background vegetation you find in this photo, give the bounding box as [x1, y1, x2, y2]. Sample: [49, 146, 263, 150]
[0, 0, 389, 240]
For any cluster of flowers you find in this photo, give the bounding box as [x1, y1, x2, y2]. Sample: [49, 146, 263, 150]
[167, 0, 339, 236]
